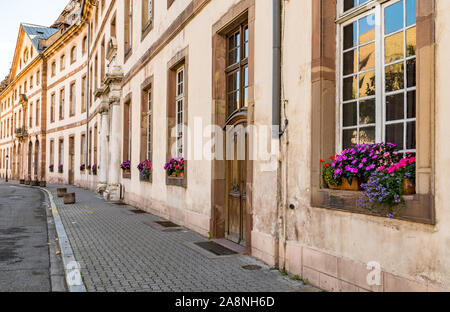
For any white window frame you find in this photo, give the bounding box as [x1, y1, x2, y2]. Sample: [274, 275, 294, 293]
[147, 88, 152, 161]
[336, 0, 416, 154]
[175, 66, 185, 158]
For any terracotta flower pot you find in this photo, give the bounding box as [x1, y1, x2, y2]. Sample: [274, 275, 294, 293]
[402, 178, 416, 195]
[328, 178, 360, 191]
[178, 172, 184, 178]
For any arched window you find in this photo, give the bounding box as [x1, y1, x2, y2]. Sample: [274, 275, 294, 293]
[71, 46, 77, 63]
[82, 36, 87, 55]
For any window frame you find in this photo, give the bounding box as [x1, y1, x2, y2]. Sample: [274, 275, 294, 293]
[175, 65, 185, 158]
[336, 0, 417, 154]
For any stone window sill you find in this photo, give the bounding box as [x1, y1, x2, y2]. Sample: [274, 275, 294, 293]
[312, 188, 435, 225]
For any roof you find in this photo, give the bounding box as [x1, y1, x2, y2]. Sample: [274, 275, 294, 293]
[21, 23, 59, 53]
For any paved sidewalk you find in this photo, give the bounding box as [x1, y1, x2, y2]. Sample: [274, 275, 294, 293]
[47, 184, 318, 292]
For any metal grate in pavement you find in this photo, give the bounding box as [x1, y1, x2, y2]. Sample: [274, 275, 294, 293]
[194, 241, 237, 256]
[155, 221, 179, 228]
[242, 265, 262, 271]
[129, 209, 147, 214]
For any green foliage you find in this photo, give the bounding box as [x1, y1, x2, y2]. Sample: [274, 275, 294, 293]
[322, 163, 341, 187]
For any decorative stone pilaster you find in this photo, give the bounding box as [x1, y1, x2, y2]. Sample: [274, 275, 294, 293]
[96, 95, 109, 195]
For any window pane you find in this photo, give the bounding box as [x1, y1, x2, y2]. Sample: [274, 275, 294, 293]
[343, 129, 358, 149]
[386, 93, 404, 121]
[385, 32, 404, 63]
[406, 121, 416, 149]
[343, 50, 357, 75]
[360, 99, 375, 125]
[385, 1, 404, 35]
[359, 43, 375, 71]
[406, 58, 416, 87]
[360, 127, 375, 145]
[406, 0, 416, 27]
[343, 102, 357, 127]
[386, 123, 404, 148]
[407, 90, 416, 118]
[343, 76, 358, 101]
[344, 0, 357, 12]
[385, 63, 404, 92]
[359, 14, 375, 44]
[343, 22, 357, 50]
[359, 70, 375, 98]
[406, 26, 416, 57]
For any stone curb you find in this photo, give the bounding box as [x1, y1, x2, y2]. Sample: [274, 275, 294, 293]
[39, 187, 87, 292]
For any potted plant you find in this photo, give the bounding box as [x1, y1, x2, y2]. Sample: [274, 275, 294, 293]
[80, 164, 86, 172]
[49, 164, 54, 172]
[321, 158, 341, 189]
[58, 164, 63, 173]
[164, 157, 184, 178]
[120, 160, 131, 173]
[92, 164, 98, 175]
[359, 154, 416, 219]
[328, 143, 401, 191]
[137, 160, 151, 181]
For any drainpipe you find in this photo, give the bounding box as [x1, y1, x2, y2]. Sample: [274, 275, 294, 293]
[272, 0, 281, 138]
[81, 12, 91, 189]
[272, 0, 283, 269]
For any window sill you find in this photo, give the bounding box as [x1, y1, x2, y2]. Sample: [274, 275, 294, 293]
[122, 172, 131, 179]
[312, 188, 435, 225]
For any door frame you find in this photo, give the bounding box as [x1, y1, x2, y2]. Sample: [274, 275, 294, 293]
[210, 0, 255, 253]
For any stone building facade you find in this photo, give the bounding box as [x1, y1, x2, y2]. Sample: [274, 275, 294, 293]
[0, 0, 449, 292]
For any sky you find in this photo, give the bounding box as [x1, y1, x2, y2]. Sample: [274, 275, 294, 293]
[0, 0, 68, 79]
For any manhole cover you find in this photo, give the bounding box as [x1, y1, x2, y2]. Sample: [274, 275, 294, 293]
[194, 241, 237, 256]
[242, 265, 262, 271]
[156, 221, 179, 228]
[129, 209, 147, 214]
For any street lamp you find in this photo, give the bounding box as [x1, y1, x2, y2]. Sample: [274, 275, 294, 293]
[5, 155, 9, 182]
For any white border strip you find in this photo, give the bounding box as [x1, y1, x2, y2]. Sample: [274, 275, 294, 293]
[40, 187, 87, 292]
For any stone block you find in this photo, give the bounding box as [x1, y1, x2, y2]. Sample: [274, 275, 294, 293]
[57, 188, 67, 197]
[64, 193, 76, 204]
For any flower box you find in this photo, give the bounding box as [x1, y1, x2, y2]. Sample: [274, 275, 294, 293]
[328, 177, 360, 191]
[402, 178, 416, 196]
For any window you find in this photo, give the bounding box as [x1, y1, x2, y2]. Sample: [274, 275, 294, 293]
[36, 100, 40, 127]
[89, 128, 92, 166]
[81, 134, 86, 165]
[61, 55, 66, 70]
[59, 88, 65, 120]
[71, 46, 77, 63]
[82, 36, 88, 55]
[24, 81, 27, 93]
[36, 70, 40, 85]
[50, 140, 54, 167]
[94, 124, 98, 166]
[50, 93, 55, 122]
[123, 94, 132, 169]
[51, 62, 56, 77]
[147, 88, 152, 160]
[124, 0, 133, 56]
[339, 0, 416, 153]
[58, 139, 64, 169]
[30, 76, 33, 89]
[226, 23, 249, 118]
[142, 0, 153, 29]
[111, 15, 116, 37]
[70, 82, 76, 116]
[81, 75, 86, 113]
[29, 102, 33, 128]
[175, 66, 185, 158]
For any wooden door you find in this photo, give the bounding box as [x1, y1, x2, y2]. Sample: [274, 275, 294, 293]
[69, 137, 75, 185]
[226, 123, 247, 245]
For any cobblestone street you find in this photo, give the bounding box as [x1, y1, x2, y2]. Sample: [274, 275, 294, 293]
[46, 184, 318, 292]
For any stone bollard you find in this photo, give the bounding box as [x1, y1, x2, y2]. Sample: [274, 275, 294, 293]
[40, 181, 47, 187]
[57, 188, 67, 197]
[24, 180, 31, 185]
[31, 181, 39, 186]
[19, 179, 25, 184]
[64, 193, 76, 204]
